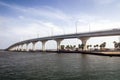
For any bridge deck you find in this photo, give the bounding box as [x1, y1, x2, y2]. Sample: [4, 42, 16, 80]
[7, 29, 120, 49]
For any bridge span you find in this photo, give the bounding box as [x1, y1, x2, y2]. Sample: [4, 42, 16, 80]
[7, 29, 120, 51]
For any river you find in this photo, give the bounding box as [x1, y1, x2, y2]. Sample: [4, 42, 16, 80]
[0, 51, 120, 80]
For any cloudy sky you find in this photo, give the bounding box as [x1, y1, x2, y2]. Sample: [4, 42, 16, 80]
[0, 0, 120, 49]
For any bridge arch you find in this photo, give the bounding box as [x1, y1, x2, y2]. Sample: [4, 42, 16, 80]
[35, 41, 42, 51]
[45, 40, 57, 50]
[27, 42, 33, 51]
[61, 38, 82, 50]
[87, 36, 120, 49]
[22, 43, 26, 51]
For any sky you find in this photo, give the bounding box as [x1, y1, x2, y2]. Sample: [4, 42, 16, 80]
[0, 0, 120, 49]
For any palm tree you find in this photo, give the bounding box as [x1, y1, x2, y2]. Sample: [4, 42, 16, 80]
[78, 44, 81, 49]
[113, 41, 118, 49]
[103, 42, 106, 48]
[66, 45, 70, 50]
[99, 45, 102, 50]
[81, 44, 84, 50]
[89, 45, 92, 51]
[73, 45, 76, 50]
[100, 42, 106, 50]
[87, 45, 92, 51]
[118, 43, 120, 49]
[94, 45, 96, 49]
[61, 45, 65, 50]
[96, 44, 99, 49]
[87, 45, 90, 50]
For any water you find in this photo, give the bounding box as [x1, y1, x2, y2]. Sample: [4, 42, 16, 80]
[0, 51, 120, 80]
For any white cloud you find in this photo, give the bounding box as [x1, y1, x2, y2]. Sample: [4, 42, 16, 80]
[0, 15, 64, 40]
[0, 1, 70, 21]
[93, 0, 117, 5]
[0, 1, 120, 49]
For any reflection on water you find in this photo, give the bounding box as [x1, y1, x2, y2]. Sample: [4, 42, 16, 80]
[0, 51, 120, 80]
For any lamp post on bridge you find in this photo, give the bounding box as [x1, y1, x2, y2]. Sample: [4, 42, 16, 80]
[75, 20, 78, 34]
[37, 33, 39, 38]
[75, 19, 91, 33]
[51, 27, 53, 36]
[88, 23, 91, 32]
[75, 19, 91, 50]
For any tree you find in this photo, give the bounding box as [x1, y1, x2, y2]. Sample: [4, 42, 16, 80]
[94, 45, 96, 49]
[103, 42, 106, 48]
[61, 45, 65, 50]
[78, 44, 84, 50]
[81, 44, 84, 50]
[78, 44, 81, 49]
[66, 45, 70, 50]
[118, 43, 120, 48]
[87, 45, 92, 50]
[96, 44, 99, 49]
[113, 41, 118, 49]
[100, 42, 106, 50]
[87, 45, 90, 49]
[113, 41, 120, 50]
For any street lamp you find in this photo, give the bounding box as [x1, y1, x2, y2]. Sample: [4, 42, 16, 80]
[62, 28, 65, 35]
[75, 20, 78, 34]
[75, 19, 91, 33]
[51, 27, 53, 36]
[37, 33, 39, 38]
[88, 23, 91, 32]
[75, 19, 82, 34]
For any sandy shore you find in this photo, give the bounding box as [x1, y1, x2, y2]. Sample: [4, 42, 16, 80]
[101, 52, 120, 54]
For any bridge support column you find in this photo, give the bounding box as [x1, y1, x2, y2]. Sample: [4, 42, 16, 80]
[18, 45, 21, 51]
[15, 46, 18, 51]
[10, 47, 14, 51]
[25, 43, 29, 51]
[21, 44, 24, 51]
[79, 37, 90, 50]
[42, 41, 47, 52]
[56, 39, 63, 51]
[32, 42, 37, 51]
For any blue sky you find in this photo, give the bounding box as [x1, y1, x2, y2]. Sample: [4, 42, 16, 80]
[0, 0, 120, 49]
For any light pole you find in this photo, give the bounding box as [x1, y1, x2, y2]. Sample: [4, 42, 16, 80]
[37, 33, 39, 38]
[75, 19, 91, 33]
[75, 20, 79, 48]
[51, 27, 53, 36]
[88, 23, 91, 32]
[62, 28, 65, 35]
[75, 20, 78, 34]
[75, 19, 82, 34]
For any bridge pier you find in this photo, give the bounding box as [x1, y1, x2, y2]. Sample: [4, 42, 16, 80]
[20, 44, 24, 51]
[56, 39, 63, 51]
[10, 47, 14, 51]
[15, 46, 18, 51]
[79, 37, 90, 50]
[18, 45, 21, 51]
[32, 42, 37, 51]
[42, 40, 47, 52]
[25, 43, 29, 51]
[17, 45, 20, 51]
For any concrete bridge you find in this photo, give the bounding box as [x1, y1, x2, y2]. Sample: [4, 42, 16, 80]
[6, 29, 120, 51]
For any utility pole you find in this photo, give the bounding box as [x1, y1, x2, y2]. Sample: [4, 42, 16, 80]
[75, 21, 78, 34]
[51, 27, 53, 36]
[88, 23, 91, 32]
[37, 33, 39, 38]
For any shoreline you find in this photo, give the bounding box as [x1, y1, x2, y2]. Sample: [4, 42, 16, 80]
[57, 50, 120, 57]
[2, 50, 120, 57]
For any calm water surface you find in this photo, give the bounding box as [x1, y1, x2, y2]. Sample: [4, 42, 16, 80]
[0, 51, 120, 80]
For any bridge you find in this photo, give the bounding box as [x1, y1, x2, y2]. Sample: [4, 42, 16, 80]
[7, 29, 120, 51]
